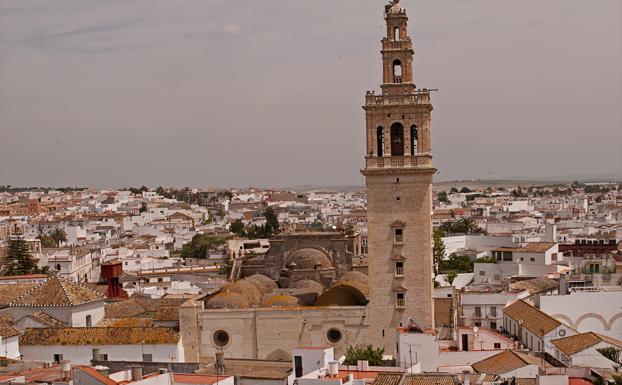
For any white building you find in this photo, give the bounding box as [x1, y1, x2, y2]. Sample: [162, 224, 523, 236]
[3, 276, 105, 328]
[551, 331, 622, 370]
[0, 325, 20, 359]
[20, 327, 184, 364]
[503, 300, 576, 355]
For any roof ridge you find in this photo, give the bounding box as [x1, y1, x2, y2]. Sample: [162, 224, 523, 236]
[57, 277, 74, 306]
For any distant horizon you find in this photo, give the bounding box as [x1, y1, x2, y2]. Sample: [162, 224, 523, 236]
[2, 173, 621, 192]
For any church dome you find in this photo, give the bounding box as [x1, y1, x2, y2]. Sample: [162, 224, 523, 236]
[315, 271, 369, 306]
[340, 271, 369, 285]
[261, 295, 302, 307]
[286, 248, 332, 270]
[204, 291, 250, 309]
[221, 280, 262, 305]
[244, 274, 278, 295]
[291, 279, 325, 294]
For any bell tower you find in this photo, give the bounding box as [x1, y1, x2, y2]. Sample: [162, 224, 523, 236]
[362, 0, 435, 355]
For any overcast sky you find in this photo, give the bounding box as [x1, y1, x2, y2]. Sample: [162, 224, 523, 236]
[1, 0, 621, 189]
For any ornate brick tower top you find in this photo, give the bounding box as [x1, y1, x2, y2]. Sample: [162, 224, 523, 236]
[362, 0, 435, 357]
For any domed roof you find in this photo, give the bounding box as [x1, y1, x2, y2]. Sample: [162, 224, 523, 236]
[291, 279, 324, 294]
[244, 274, 278, 294]
[205, 291, 250, 309]
[340, 271, 369, 285]
[286, 248, 332, 270]
[315, 271, 369, 306]
[261, 295, 302, 307]
[221, 280, 262, 305]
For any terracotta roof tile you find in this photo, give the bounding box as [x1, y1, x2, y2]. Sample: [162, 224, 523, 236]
[434, 297, 453, 327]
[510, 278, 558, 295]
[0, 324, 20, 338]
[20, 327, 180, 345]
[154, 305, 180, 321]
[404, 374, 458, 385]
[9, 276, 105, 307]
[27, 311, 66, 327]
[373, 373, 403, 385]
[0, 284, 37, 305]
[472, 350, 544, 374]
[503, 300, 560, 336]
[552, 332, 622, 357]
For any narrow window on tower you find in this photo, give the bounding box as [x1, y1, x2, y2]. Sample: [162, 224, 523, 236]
[392, 60, 402, 83]
[396, 292, 405, 308]
[395, 261, 404, 277]
[394, 27, 400, 40]
[390, 123, 404, 156]
[394, 228, 403, 244]
[376, 127, 384, 157]
[410, 125, 418, 155]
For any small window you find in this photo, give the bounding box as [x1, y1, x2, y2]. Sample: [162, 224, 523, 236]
[490, 307, 497, 317]
[474, 322, 481, 327]
[53, 354, 63, 363]
[86, 315, 92, 327]
[494, 343, 501, 349]
[394, 26, 400, 40]
[530, 257, 535, 262]
[157, 277, 163, 283]
[327, 328, 342, 344]
[100, 353, 108, 360]
[56, 264, 61, 271]
[490, 321, 497, 330]
[396, 292, 405, 308]
[213, 330, 230, 347]
[143, 354, 153, 362]
[395, 261, 404, 277]
[394, 228, 403, 244]
[479, 271, 485, 276]
[474, 307, 482, 318]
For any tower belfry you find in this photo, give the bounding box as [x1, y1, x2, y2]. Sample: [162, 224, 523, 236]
[362, 0, 435, 355]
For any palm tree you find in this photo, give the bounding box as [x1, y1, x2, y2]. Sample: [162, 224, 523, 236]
[51, 228, 67, 247]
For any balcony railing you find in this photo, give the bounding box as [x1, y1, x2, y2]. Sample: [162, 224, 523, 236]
[396, 298, 405, 308]
[395, 266, 404, 277]
[365, 155, 432, 170]
[365, 90, 431, 106]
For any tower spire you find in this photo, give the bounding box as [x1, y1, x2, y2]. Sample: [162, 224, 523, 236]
[362, 0, 435, 356]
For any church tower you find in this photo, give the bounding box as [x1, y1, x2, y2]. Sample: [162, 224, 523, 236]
[362, 0, 435, 355]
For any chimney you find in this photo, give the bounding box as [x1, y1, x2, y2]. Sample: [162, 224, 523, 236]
[92, 348, 101, 362]
[131, 366, 143, 381]
[215, 352, 225, 375]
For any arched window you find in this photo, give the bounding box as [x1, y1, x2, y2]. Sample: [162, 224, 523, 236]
[391, 122, 404, 156]
[376, 127, 384, 156]
[392, 60, 402, 83]
[410, 125, 418, 155]
[56, 264, 61, 271]
[394, 27, 400, 41]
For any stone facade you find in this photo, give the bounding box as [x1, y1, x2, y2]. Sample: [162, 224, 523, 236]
[362, 0, 435, 355]
[244, 231, 362, 288]
[179, 299, 368, 361]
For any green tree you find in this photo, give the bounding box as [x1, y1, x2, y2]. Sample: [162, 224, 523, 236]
[230, 219, 245, 236]
[446, 271, 458, 285]
[38, 234, 55, 248]
[344, 345, 385, 366]
[439, 253, 474, 274]
[2, 235, 38, 276]
[264, 206, 280, 237]
[438, 191, 448, 203]
[180, 234, 227, 259]
[139, 202, 148, 213]
[596, 347, 621, 371]
[51, 228, 67, 247]
[433, 228, 446, 276]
